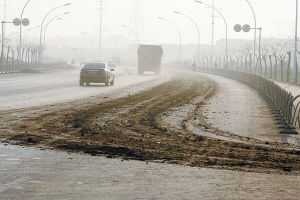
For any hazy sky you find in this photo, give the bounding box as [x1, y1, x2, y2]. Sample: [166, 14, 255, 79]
[1, 0, 297, 45]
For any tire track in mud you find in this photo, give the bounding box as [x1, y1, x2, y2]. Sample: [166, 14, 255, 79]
[1, 74, 300, 174]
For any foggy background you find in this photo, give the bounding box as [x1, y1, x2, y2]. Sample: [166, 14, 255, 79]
[1, 0, 296, 63]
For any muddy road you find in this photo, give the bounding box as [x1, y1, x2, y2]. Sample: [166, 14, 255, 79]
[0, 73, 300, 174]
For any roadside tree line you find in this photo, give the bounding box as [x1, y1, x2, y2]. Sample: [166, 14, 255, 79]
[199, 40, 299, 83]
[0, 44, 68, 74]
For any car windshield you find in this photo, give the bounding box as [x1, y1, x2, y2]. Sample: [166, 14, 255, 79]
[84, 63, 106, 69]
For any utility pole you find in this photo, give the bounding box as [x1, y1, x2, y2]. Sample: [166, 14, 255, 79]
[195, 1, 228, 65]
[211, 0, 215, 68]
[245, 0, 257, 73]
[3, 0, 6, 37]
[20, 0, 32, 62]
[38, 3, 71, 65]
[173, 11, 200, 62]
[98, 0, 103, 60]
[130, 0, 144, 43]
[294, 0, 298, 83]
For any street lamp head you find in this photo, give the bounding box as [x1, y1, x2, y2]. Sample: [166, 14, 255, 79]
[195, 0, 203, 4]
[174, 10, 181, 15]
[64, 12, 71, 15]
[157, 17, 164, 20]
[64, 3, 71, 6]
[56, 18, 63, 21]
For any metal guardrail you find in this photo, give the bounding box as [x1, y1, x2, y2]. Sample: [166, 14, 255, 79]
[199, 67, 298, 134]
[0, 61, 69, 74]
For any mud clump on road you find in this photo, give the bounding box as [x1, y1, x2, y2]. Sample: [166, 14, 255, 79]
[1, 74, 300, 174]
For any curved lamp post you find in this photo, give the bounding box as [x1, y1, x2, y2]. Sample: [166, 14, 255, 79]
[19, 0, 33, 59]
[38, 3, 71, 64]
[294, 0, 298, 83]
[174, 10, 200, 61]
[43, 18, 62, 51]
[157, 17, 182, 63]
[43, 12, 70, 48]
[245, 0, 257, 70]
[195, 1, 228, 60]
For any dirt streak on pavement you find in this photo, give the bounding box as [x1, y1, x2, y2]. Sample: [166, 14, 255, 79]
[0, 73, 300, 174]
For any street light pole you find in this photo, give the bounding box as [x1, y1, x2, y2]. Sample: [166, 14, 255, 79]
[3, 0, 7, 48]
[43, 18, 62, 50]
[43, 13, 70, 48]
[174, 11, 200, 62]
[99, 0, 103, 60]
[195, 1, 228, 64]
[38, 3, 71, 64]
[43, 13, 70, 50]
[212, 0, 215, 68]
[157, 17, 182, 63]
[245, 0, 257, 72]
[294, 0, 299, 83]
[20, 0, 33, 61]
[215, 8, 228, 61]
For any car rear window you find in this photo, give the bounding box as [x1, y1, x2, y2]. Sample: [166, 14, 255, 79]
[84, 63, 106, 69]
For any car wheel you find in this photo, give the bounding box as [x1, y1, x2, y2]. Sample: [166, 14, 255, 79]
[86, 82, 90, 86]
[105, 81, 109, 86]
[110, 79, 115, 86]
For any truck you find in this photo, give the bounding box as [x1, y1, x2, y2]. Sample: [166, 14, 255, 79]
[138, 45, 163, 75]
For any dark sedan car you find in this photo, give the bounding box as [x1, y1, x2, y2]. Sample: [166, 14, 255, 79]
[80, 62, 115, 86]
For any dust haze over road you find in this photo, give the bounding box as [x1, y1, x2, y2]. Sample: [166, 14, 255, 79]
[0, 66, 161, 110]
[1, 68, 300, 200]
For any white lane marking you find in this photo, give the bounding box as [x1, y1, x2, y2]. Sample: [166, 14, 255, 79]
[0, 176, 31, 193]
